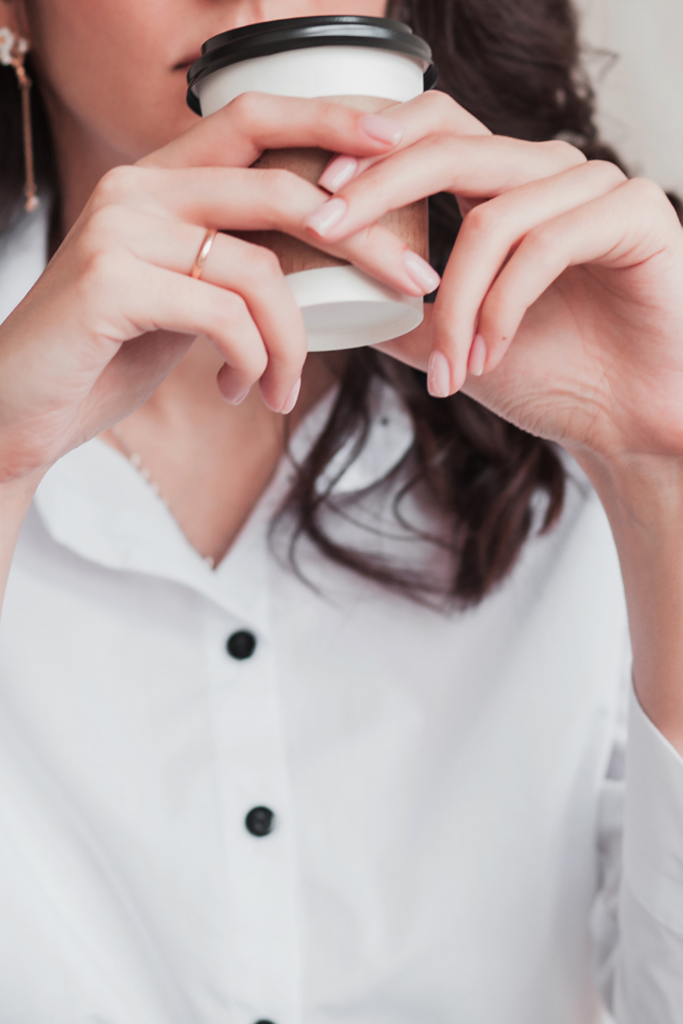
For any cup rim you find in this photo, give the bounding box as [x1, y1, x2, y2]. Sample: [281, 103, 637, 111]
[186, 16, 436, 114]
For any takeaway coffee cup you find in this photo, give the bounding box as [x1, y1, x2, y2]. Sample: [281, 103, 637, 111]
[187, 16, 436, 352]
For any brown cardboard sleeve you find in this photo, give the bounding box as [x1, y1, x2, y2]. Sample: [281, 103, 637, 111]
[235, 96, 429, 274]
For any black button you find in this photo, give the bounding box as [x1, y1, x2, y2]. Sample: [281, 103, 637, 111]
[245, 806, 275, 837]
[226, 630, 257, 660]
[254, 1020, 276, 1024]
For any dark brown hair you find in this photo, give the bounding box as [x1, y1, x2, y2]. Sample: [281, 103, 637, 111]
[0, 1, 668, 605]
[277, 0, 620, 605]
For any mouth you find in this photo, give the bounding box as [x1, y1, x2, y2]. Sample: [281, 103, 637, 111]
[173, 53, 201, 73]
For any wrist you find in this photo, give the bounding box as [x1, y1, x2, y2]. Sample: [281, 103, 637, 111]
[0, 466, 45, 509]
[568, 446, 683, 533]
[571, 446, 683, 752]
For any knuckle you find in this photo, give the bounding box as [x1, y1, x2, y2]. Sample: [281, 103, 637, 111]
[94, 164, 142, 206]
[228, 90, 266, 128]
[214, 294, 267, 376]
[243, 243, 282, 277]
[481, 289, 509, 328]
[541, 138, 587, 169]
[587, 159, 628, 187]
[85, 203, 130, 246]
[429, 132, 457, 157]
[218, 310, 269, 375]
[355, 222, 382, 253]
[260, 166, 301, 208]
[523, 224, 558, 261]
[252, 352, 270, 378]
[317, 98, 351, 125]
[463, 200, 495, 235]
[79, 248, 123, 296]
[626, 176, 666, 205]
[217, 290, 249, 326]
[77, 205, 132, 268]
[423, 89, 457, 120]
[418, 132, 458, 171]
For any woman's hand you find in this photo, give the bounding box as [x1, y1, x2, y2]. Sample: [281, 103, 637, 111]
[307, 90, 683, 466]
[0, 94, 437, 484]
[310, 92, 683, 747]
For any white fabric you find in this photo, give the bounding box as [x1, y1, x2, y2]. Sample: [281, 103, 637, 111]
[1, 211, 683, 1024]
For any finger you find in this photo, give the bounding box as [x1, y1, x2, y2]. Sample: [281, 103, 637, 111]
[85, 330, 198, 433]
[305, 134, 587, 243]
[88, 167, 437, 300]
[140, 93, 404, 172]
[472, 177, 679, 374]
[201, 233, 307, 413]
[114, 255, 270, 402]
[426, 160, 628, 390]
[373, 303, 435, 372]
[319, 90, 491, 193]
[109, 208, 307, 411]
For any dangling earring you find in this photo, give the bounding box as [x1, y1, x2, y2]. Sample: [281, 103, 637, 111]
[0, 27, 40, 212]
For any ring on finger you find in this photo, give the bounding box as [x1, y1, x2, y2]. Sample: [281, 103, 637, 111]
[190, 228, 218, 280]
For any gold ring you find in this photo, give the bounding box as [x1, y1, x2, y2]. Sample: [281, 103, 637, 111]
[190, 228, 217, 280]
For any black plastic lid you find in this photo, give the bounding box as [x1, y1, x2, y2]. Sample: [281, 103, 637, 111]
[187, 16, 436, 114]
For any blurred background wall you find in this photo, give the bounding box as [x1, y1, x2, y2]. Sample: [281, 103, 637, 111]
[577, 0, 683, 194]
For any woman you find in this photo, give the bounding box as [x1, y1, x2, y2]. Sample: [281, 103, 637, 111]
[0, 0, 682, 1020]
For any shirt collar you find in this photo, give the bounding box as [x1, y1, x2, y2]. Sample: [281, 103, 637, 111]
[32, 385, 413, 620]
[3, 196, 414, 621]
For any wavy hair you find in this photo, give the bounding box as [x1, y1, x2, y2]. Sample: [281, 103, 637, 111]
[1, 1, 672, 605]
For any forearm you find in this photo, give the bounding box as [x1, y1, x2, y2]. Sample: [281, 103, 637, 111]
[576, 449, 683, 755]
[0, 472, 42, 615]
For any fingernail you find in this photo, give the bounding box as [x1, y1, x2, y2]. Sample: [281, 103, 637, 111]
[403, 252, 441, 294]
[304, 197, 347, 237]
[231, 387, 250, 406]
[427, 350, 451, 398]
[319, 155, 359, 194]
[281, 376, 302, 415]
[360, 113, 403, 146]
[468, 333, 487, 377]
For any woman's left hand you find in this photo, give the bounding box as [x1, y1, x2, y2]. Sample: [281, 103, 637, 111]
[305, 91, 683, 466]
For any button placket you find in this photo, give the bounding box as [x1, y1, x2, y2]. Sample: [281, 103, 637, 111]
[204, 614, 303, 1023]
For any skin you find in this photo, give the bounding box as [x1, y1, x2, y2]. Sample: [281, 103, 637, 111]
[0, 0, 399, 558]
[1, 1, 683, 753]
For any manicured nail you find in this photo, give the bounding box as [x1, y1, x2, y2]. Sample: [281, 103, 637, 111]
[360, 113, 403, 146]
[319, 155, 359, 194]
[403, 252, 441, 294]
[468, 333, 487, 377]
[231, 387, 250, 406]
[281, 376, 302, 415]
[427, 350, 451, 398]
[304, 197, 347, 237]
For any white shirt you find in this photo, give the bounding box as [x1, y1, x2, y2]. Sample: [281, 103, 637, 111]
[1, 208, 683, 1024]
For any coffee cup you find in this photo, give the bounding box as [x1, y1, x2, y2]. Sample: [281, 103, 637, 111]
[187, 16, 436, 352]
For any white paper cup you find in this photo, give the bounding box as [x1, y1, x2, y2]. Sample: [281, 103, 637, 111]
[188, 17, 436, 352]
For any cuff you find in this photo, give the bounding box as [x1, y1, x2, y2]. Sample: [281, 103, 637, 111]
[623, 684, 683, 934]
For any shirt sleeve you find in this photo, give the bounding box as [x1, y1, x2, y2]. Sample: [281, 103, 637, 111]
[593, 680, 683, 1022]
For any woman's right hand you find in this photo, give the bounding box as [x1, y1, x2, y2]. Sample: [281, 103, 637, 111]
[0, 93, 433, 485]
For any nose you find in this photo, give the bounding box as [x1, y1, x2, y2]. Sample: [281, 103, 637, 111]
[220, 0, 308, 30]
